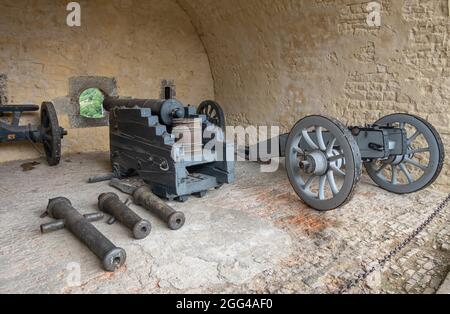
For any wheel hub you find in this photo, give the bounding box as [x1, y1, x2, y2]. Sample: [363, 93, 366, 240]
[300, 151, 328, 176]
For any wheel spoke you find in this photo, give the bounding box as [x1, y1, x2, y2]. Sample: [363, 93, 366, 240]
[294, 146, 303, 154]
[404, 158, 428, 171]
[408, 130, 421, 144]
[408, 147, 430, 154]
[327, 170, 339, 196]
[391, 165, 398, 185]
[316, 126, 327, 151]
[329, 154, 344, 163]
[326, 137, 337, 156]
[43, 141, 51, 152]
[330, 164, 346, 177]
[302, 129, 319, 150]
[304, 175, 315, 191]
[318, 175, 326, 200]
[376, 163, 388, 174]
[399, 163, 414, 184]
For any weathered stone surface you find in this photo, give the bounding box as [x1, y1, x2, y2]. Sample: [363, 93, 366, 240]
[0, 74, 7, 105]
[0, 153, 448, 294]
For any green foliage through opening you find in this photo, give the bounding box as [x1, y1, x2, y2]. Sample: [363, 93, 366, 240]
[79, 88, 105, 119]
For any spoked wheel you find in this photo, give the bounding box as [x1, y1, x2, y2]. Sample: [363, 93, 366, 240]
[197, 100, 226, 130]
[365, 114, 444, 194]
[40, 102, 62, 166]
[285, 116, 362, 211]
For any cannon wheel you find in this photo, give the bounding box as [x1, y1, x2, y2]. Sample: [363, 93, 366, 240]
[365, 114, 444, 194]
[285, 116, 362, 211]
[40, 102, 62, 166]
[197, 100, 226, 130]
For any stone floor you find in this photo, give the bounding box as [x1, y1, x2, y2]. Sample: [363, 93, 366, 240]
[0, 152, 448, 294]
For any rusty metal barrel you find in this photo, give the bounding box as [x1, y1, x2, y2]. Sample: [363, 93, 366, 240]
[98, 192, 152, 239]
[103, 98, 185, 125]
[133, 186, 185, 230]
[45, 197, 126, 272]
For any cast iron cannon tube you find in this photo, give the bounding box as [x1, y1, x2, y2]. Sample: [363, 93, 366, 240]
[44, 197, 126, 272]
[98, 192, 152, 239]
[133, 186, 185, 230]
[103, 98, 185, 125]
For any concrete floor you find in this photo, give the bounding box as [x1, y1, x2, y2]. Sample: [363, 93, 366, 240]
[0, 152, 448, 294]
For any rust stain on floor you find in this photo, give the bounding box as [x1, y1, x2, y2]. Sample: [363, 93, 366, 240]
[20, 161, 40, 172]
[281, 212, 338, 236]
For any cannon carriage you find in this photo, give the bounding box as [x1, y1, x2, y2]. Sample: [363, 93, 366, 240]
[0, 102, 67, 166]
[281, 114, 444, 211]
[199, 103, 445, 211]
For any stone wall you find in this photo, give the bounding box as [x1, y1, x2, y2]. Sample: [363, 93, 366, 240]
[0, 74, 7, 105]
[179, 0, 450, 189]
[0, 0, 214, 162]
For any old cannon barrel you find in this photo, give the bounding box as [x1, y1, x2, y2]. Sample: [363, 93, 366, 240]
[45, 197, 126, 272]
[98, 192, 152, 239]
[133, 186, 185, 230]
[103, 98, 185, 125]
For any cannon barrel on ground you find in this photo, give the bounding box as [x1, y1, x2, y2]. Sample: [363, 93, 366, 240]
[43, 197, 126, 272]
[133, 186, 186, 231]
[98, 192, 152, 239]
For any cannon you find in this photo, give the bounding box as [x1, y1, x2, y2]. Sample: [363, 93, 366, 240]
[98, 192, 152, 239]
[103, 97, 235, 202]
[41, 197, 127, 272]
[257, 114, 445, 211]
[0, 102, 67, 166]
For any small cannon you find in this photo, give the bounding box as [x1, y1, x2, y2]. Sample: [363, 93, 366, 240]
[41, 197, 127, 272]
[256, 114, 445, 211]
[0, 102, 67, 166]
[98, 192, 152, 239]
